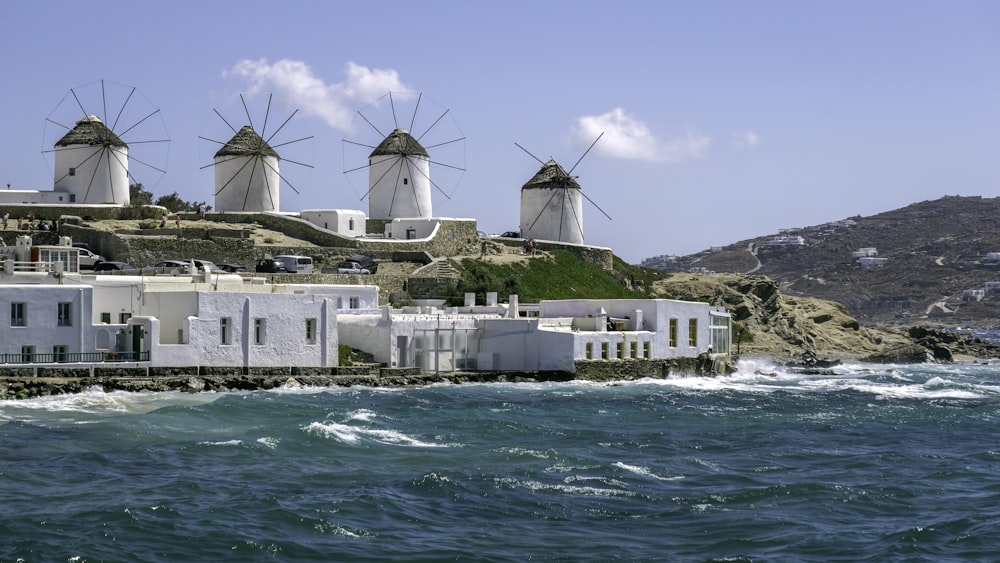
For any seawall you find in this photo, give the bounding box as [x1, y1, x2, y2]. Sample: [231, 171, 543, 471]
[0, 357, 725, 400]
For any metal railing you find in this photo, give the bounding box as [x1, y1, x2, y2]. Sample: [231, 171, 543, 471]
[0, 351, 150, 364]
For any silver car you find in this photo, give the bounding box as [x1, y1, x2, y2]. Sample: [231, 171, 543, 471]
[78, 248, 105, 269]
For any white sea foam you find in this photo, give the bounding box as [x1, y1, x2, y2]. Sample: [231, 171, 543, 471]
[198, 439, 244, 447]
[256, 436, 280, 449]
[346, 409, 377, 422]
[495, 476, 638, 498]
[613, 461, 683, 481]
[305, 420, 454, 448]
[0, 389, 220, 424]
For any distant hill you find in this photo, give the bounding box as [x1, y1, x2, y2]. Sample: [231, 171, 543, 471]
[642, 195, 1000, 329]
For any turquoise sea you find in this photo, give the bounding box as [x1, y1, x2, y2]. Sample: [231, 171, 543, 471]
[3, 359, 1000, 561]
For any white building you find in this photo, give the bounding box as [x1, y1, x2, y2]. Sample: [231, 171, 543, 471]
[2, 237, 731, 374]
[368, 129, 432, 220]
[214, 126, 281, 213]
[519, 160, 584, 245]
[300, 209, 367, 237]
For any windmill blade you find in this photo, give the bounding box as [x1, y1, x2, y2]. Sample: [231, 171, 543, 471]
[580, 190, 613, 221]
[358, 155, 403, 201]
[271, 135, 314, 150]
[260, 157, 277, 209]
[388, 157, 406, 216]
[240, 94, 255, 134]
[101, 80, 109, 124]
[214, 108, 239, 135]
[44, 117, 73, 132]
[261, 94, 272, 139]
[426, 158, 466, 172]
[127, 152, 168, 174]
[200, 154, 245, 170]
[567, 132, 604, 175]
[264, 159, 302, 195]
[401, 157, 423, 216]
[408, 92, 422, 132]
[198, 136, 227, 145]
[343, 138, 378, 150]
[116, 108, 161, 139]
[410, 157, 456, 199]
[264, 109, 299, 145]
[416, 108, 449, 143]
[565, 189, 584, 237]
[70, 88, 88, 118]
[82, 148, 108, 203]
[344, 161, 373, 174]
[52, 148, 103, 183]
[389, 92, 400, 130]
[356, 109, 386, 140]
[425, 136, 465, 151]
[111, 85, 136, 131]
[278, 156, 314, 169]
[515, 142, 546, 166]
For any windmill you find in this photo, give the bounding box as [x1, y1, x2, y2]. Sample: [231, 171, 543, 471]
[41, 80, 170, 205]
[516, 133, 612, 244]
[200, 94, 313, 213]
[342, 92, 465, 220]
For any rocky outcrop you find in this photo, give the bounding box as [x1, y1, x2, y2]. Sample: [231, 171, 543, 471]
[653, 272, 1000, 364]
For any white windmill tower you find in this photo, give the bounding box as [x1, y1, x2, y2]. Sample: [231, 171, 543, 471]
[367, 128, 432, 219]
[343, 92, 466, 221]
[517, 133, 611, 244]
[43, 80, 169, 205]
[202, 94, 313, 213]
[53, 115, 129, 204]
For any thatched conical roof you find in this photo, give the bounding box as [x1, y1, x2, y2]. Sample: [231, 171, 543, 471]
[55, 115, 126, 148]
[369, 129, 429, 158]
[521, 159, 581, 190]
[215, 125, 279, 158]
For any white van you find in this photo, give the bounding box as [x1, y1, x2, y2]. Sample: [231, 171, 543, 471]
[273, 255, 314, 274]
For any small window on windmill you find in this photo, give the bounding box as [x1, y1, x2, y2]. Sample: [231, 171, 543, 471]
[68, 168, 76, 176]
[403, 178, 408, 185]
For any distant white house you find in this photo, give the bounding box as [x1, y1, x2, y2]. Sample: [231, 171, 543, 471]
[764, 235, 805, 247]
[858, 256, 888, 268]
[851, 248, 878, 259]
[963, 289, 986, 302]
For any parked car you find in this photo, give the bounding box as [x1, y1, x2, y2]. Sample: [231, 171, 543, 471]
[151, 259, 220, 273]
[218, 263, 250, 273]
[78, 248, 105, 269]
[273, 255, 314, 274]
[93, 261, 134, 272]
[255, 258, 288, 273]
[336, 261, 371, 275]
[499, 230, 521, 238]
[344, 254, 378, 274]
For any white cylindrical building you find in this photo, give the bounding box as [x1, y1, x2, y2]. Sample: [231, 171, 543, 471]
[368, 129, 432, 219]
[54, 115, 129, 205]
[519, 159, 584, 244]
[214, 126, 281, 212]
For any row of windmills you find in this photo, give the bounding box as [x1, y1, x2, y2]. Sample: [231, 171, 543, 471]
[5, 83, 609, 247]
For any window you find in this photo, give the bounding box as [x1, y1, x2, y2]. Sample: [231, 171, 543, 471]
[630, 341, 638, 359]
[53, 345, 68, 363]
[336, 296, 344, 309]
[349, 296, 360, 309]
[348, 218, 355, 231]
[220, 317, 231, 345]
[643, 341, 651, 359]
[254, 318, 266, 345]
[689, 319, 698, 347]
[601, 342, 609, 359]
[669, 318, 678, 348]
[403, 178, 408, 185]
[100, 312, 111, 324]
[57, 302, 72, 326]
[616, 341, 624, 359]
[119, 312, 131, 324]
[305, 318, 317, 344]
[11, 303, 26, 327]
[21, 345, 34, 363]
[585, 342, 593, 359]
[68, 167, 76, 176]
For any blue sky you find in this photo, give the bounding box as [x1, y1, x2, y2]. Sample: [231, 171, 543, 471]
[2, 1, 998, 263]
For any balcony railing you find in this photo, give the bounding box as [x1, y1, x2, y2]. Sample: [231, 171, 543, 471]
[0, 351, 150, 364]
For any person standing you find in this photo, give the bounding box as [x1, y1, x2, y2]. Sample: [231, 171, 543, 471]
[1, 212, 8, 230]
[198, 204, 206, 219]
[175, 215, 181, 229]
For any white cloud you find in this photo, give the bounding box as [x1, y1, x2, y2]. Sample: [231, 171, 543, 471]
[224, 59, 411, 130]
[574, 108, 710, 163]
[733, 130, 761, 148]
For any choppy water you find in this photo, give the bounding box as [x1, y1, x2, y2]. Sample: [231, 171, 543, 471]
[3, 360, 1000, 561]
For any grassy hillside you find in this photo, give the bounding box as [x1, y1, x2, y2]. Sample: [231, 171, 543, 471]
[451, 250, 668, 304]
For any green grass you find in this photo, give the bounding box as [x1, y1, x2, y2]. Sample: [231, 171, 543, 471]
[450, 250, 669, 304]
